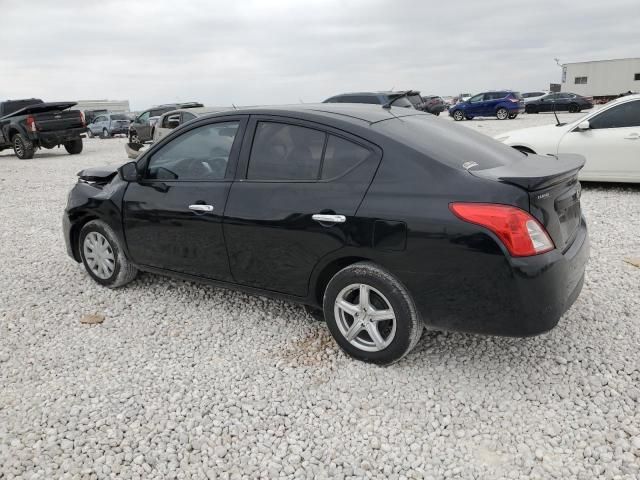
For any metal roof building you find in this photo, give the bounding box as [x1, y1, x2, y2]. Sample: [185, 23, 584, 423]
[73, 99, 130, 113]
[561, 58, 640, 98]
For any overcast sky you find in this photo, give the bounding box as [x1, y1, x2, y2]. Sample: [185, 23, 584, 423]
[2, 0, 639, 110]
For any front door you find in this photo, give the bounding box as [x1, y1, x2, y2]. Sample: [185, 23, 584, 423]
[122, 117, 246, 280]
[559, 99, 640, 181]
[465, 93, 486, 116]
[223, 117, 381, 296]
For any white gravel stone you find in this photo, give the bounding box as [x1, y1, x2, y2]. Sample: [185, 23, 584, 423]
[0, 119, 639, 479]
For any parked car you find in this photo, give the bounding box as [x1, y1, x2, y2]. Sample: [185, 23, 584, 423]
[496, 94, 640, 182]
[521, 91, 550, 103]
[405, 91, 426, 111]
[422, 95, 447, 116]
[0, 98, 85, 159]
[87, 113, 131, 138]
[64, 104, 589, 364]
[449, 91, 524, 121]
[128, 102, 203, 143]
[323, 92, 415, 108]
[84, 109, 109, 125]
[153, 107, 230, 142]
[524, 92, 593, 114]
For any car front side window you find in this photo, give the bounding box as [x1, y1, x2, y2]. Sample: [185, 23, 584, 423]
[146, 121, 239, 181]
[469, 94, 484, 103]
[589, 101, 640, 129]
[137, 111, 150, 124]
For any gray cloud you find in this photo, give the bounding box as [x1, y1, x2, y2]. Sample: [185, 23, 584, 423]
[1, 0, 639, 110]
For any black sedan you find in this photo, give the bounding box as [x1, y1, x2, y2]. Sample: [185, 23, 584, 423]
[525, 92, 593, 113]
[63, 104, 589, 364]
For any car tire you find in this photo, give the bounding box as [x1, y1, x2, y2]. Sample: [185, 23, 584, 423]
[452, 110, 464, 121]
[129, 132, 141, 144]
[64, 139, 83, 155]
[434, 112, 440, 116]
[12, 133, 35, 159]
[568, 103, 579, 113]
[496, 108, 509, 120]
[508, 113, 518, 119]
[101, 128, 111, 139]
[525, 105, 538, 114]
[79, 220, 138, 288]
[86, 129, 94, 138]
[323, 262, 423, 365]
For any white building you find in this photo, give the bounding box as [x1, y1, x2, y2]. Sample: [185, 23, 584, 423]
[73, 99, 130, 113]
[561, 58, 640, 98]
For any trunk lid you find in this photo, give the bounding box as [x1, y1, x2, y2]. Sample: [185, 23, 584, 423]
[34, 109, 84, 132]
[469, 153, 585, 250]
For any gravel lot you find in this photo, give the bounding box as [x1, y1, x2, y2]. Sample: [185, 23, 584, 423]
[1, 112, 639, 480]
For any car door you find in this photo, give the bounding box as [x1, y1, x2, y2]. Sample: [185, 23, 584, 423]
[558, 99, 640, 181]
[466, 94, 486, 116]
[223, 116, 381, 296]
[122, 116, 247, 280]
[538, 94, 556, 112]
[91, 115, 105, 135]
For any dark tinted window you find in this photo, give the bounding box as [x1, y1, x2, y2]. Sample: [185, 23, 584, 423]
[635, 73, 640, 81]
[469, 94, 484, 103]
[589, 101, 640, 129]
[321, 136, 371, 179]
[248, 122, 325, 180]
[147, 121, 239, 180]
[406, 94, 423, 107]
[387, 96, 413, 108]
[1, 99, 43, 115]
[110, 114, 128, 120]
[341, 95, 380, 104]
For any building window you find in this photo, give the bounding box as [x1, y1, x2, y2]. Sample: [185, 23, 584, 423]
[574, 76, 588, 85]
[635, 73, 640, 81]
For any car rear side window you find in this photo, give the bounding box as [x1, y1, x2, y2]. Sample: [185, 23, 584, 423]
[247, 122, 325, 180]
[589, 100, 640, 129]
[321, 136, 371, 179]
[147, 121, 239, 181]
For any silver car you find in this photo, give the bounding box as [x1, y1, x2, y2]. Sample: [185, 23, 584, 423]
[87, 113, 131, 138]
[153, 107, 230, 142]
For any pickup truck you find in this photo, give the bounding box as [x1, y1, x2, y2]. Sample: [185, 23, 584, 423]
[0, 98, 86, 159]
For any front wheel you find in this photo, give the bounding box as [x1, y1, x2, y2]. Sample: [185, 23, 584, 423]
[129, 132, 141, 144]
[452, 110, 464, 121]
[64, 138, 83, 155]
[496, 108, 509, 120]
[101, 128, 111, 139]
[86, 129, 94, 138]
[525, 105, 538, 114]
[568, 103, 579, 113]
[323, 262, 423, 365]
[79, 220, 138, 288]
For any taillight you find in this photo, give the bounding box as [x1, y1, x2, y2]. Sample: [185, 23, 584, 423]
[26, 115, 37, 132]
[508, 97, 520, 103]
[449, 203, 554, 257]
[80, 111, 86, 127]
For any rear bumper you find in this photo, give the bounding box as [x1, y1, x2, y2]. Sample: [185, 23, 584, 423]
[404, 217, 589, 336]
[30, 127, 86, 145]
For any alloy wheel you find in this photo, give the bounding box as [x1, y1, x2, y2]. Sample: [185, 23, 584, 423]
[83, 231, 116, 279]
[334, 283, 397, 352]
[14, 137, 24, 157]
[497, 108, 508, 120]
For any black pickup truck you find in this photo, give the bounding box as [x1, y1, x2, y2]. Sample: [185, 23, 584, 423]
[0, 98, 86, 159]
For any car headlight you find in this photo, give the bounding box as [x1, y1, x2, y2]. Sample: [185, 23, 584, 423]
[495, 136, 509, 142]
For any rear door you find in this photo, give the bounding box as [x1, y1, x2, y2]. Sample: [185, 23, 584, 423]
[558, 99, 640, 181]
[223, 116, 381, 296]
[122, 116, 247, 280]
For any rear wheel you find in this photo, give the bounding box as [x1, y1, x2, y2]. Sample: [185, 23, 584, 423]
[79, 220, 138, 288]
[86, 129, 94, 138]
[64, 139, 83, 155]
[12, 133, 35, 159]
[452, 110, 464, 121]
[568, 103, 579, 113]
[323, 262, 423, 365]
[101, 128, 111, 139]
[434, 112, 440, 116]
[496, 108, 509, 120]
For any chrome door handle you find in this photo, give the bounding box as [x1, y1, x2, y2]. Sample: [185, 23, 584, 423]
[312, 214, 346, 224]
[189, 204, 214, 212]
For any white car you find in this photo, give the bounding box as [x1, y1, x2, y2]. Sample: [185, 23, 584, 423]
[496, 94, 640, 183]
[521, 91, 550, 103]
[153, 107, 230, 142]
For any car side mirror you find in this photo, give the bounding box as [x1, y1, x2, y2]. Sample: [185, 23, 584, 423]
[577, 120, 591, 131]
[119, 161, 140, 182]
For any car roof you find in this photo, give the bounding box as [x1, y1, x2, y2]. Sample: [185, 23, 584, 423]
[161, 106, 232, 117]
[332, 91, 416, 97]
[197, 103, 427, 126]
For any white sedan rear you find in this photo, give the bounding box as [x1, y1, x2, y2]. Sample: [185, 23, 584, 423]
[495, 95, 640, 182]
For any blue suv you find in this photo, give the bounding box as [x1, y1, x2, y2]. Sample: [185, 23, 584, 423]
[449, 91, 524, 121]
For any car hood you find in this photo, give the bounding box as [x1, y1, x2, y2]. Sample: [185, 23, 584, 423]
[495, 123, 569, 141]
[77, 164, 122, 181]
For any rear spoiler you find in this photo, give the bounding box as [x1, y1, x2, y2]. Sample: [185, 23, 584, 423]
[0, 101, 77, 119]
[469, 153, 585, 191]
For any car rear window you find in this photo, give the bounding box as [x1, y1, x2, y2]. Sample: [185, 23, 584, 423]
[388, 96, 413, 108]
[111, 114, 128, 120]
[321, 135, 371, 179]
[406, 94, 423, 107]
[1, 99, 44, 116]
